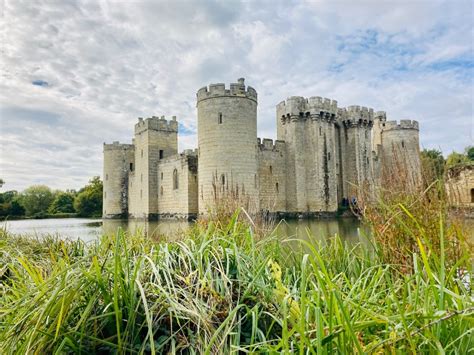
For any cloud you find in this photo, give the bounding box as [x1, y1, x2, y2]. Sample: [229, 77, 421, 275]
[0, 0, 472, 191]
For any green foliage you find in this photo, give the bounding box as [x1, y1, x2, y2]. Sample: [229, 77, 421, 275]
[466, 146, 474, 161]
[48, 192, 75, 214]
[18, 185, 54, 217]
[74, 176, 103, 217]
[446, 151, 470, 169]
[0, 213, 472, 353]
[420, 148, 445, 179]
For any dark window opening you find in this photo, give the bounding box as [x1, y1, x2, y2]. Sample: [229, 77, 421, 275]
[218, 113, 223, 124]
[319, 127, 322, 136]
[173, 169, 179, 190]
[254, 174, 257, 188]
[161, 172, 163, 179]
[401, 140, 405, 148]
[328, 152, 331, 160]
[221, 174, 225, 186]
[130, 163, 134, 171]
[269, 165, 273, 174]
[160, 186, 163, 196]
[276, 182, 279, 193]
[471, 188, 474, 203]
[159, 150, 164, 159]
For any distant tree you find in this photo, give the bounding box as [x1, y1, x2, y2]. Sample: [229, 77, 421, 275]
[446, 151, 469, 169]
[74, 177, 103, 217]
[0, 178, 4, 188]
[466, 146, 474, 161]
[420, 149, 445, 180]
[49, 192, 75, 214]
[19, 185, 54, 217]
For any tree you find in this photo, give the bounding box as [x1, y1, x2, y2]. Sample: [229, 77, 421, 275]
[466, 146, 474, 161]
[74, 177, 103, 217]
[0, 191, 25, 217]
[0, 178, 4, 188]
[48, 192, 75, 214]
[446, 151, 469, 169]
[19, 185, 54, 217]
[420, 149, 445, 180]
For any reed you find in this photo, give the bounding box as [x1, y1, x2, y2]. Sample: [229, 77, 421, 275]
[0, 213, 472, 354]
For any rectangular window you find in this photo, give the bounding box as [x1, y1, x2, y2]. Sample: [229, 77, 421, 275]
[159, 150, 164, 159]
[218, 113, 223, 124]
[130, 163, 134, 171]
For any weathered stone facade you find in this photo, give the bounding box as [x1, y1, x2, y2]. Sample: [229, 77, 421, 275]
[103, 78, 421, 219]
[446, 165, 474, 208]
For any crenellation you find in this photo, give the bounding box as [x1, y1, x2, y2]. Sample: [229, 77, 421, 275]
[134, 116, 178, 135]
[196, 78, 257, 103]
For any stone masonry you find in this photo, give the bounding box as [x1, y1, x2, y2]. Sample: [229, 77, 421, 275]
[103, 78, 421, 220]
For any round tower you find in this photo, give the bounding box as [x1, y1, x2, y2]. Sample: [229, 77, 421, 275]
[197, 78, 258, 214]
[103, 142, 134, 218]
[381, 120, 421, 187]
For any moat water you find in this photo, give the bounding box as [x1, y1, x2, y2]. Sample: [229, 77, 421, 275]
[3, 218, 472, 244]
[0, 217, 366, 244]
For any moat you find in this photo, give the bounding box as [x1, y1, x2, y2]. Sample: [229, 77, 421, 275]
[1, 217, 365, 243]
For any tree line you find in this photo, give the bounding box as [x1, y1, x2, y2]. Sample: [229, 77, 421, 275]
[0, 176, 103, 219]
[421, 146, 474, 180]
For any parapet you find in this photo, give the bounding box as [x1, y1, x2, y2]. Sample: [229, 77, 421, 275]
[383, 120, 419, 131]
[103, 141, 134, 151]
[196, 78, 257, 103]
[277, 96, 338, 122]
[134, 115, 178, 135]
[258, 138, 286, 152]
[374, 111, 387, 121]
[338, 105, 374, 126]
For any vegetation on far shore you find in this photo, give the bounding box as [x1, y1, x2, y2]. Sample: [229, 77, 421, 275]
[0, 176, 103, 219]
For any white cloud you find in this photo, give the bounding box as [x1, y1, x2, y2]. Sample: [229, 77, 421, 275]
[0, 0, 472, 191]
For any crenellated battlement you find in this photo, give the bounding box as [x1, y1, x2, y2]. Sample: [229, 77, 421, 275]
[374, 111, 387, 121]
[103, 141, 134, 151]
[383, 120, 419, 131]
[196, 78, 257, 103]
[134, 115, 178, 134]
[257, 138, 286, 152]
[338, 105, 374, 127]
[277, 96, 338, 124]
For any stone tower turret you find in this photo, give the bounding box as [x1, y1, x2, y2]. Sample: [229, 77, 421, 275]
[197, 78, 258, 214]
[103, 142, 134, 218]
[380, 119, 421, 187]
[128, 116, 178, 219]
[277, 96, 339, 213]
[339, 106, 375, 200]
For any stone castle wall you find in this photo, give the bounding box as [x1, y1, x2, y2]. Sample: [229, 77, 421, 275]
[257, 138, 287, 212]
[446, 165, 474, 207]
[157, 150, 198, 219]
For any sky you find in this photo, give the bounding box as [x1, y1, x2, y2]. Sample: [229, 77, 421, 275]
[1, 0, 473, 192]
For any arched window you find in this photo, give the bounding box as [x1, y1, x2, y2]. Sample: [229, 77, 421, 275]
[173, 169, 178, 190]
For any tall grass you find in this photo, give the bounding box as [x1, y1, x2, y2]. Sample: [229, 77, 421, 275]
[1, 212, 472, 353]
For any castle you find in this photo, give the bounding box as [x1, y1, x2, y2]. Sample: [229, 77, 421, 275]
[103, 78, 421, 220]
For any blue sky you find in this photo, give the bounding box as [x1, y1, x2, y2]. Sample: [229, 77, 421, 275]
[0, 0, 472, 191]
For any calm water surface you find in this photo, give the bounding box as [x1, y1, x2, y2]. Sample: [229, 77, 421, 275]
[2, 218, 472, 244]
[1, 218, 365, 243]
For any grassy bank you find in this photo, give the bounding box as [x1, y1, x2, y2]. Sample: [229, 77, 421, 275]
[0, 212, 472, 353]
